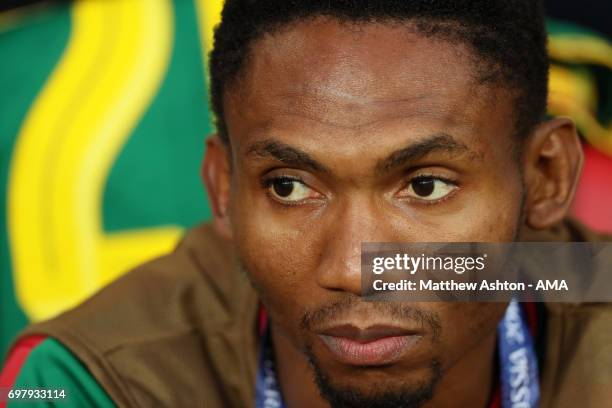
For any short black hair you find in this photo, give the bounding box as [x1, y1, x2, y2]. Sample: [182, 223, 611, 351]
[210, 0, 549, 144]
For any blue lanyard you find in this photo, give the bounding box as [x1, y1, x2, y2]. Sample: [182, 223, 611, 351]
[255, 327, 287, 408]
[256, 300, 539, 408]
[497, 300, 540, 408]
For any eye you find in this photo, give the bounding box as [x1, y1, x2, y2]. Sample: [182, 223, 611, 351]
[402, 176, 457, 202]
[266, 177, 318, 203]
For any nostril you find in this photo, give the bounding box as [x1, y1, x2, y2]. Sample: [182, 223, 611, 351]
[315, 265, 363, 296]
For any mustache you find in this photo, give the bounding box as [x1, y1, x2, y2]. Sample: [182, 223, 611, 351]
[299, 295, 442, 342]
[238, 258, 443, 342]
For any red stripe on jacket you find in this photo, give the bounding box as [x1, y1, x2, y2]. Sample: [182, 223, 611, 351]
[0, 335, 47, 408]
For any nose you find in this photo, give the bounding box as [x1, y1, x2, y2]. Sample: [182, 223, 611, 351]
[315, 198, 400, 296]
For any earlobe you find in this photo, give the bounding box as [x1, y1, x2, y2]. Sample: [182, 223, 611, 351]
[202, 135, 234, 240]
[522, 118, 584, 229]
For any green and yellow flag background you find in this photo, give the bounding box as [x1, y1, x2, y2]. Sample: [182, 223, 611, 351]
[0, 0, 223, 357]
[1, 0, 611, 358]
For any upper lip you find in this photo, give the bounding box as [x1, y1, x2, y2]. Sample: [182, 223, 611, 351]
[318, 324, 418, 343]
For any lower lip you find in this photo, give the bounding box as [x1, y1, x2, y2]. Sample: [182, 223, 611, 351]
[319, 334, 421, 366]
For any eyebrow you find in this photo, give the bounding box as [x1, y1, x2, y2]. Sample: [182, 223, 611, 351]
[246, 133, 475, 175]
[376, 133, 474, 175]
[246, 139, 331, 173]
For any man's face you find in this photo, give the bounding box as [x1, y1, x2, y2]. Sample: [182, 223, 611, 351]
[224, 18, 523, 405]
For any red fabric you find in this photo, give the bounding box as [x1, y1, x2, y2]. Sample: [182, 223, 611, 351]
[258, 306, 268, 337]
[0, 335, 46, 408]
[572, 145, 612, 233]
[523, 302, 538, 338]
[488, 385, 502, 408]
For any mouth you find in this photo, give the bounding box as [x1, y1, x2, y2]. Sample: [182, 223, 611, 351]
[317, 324, 423, 366]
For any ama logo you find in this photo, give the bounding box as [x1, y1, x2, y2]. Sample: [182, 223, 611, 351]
[535, 280, 569, 291]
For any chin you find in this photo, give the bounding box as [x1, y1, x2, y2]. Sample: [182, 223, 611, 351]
[305, 344, 443, 408]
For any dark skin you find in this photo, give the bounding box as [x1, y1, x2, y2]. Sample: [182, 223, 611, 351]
[203, 18, 583, 408]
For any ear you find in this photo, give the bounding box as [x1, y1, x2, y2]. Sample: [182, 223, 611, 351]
[522, 117, 584, 229]
[202, 135, 233, 240]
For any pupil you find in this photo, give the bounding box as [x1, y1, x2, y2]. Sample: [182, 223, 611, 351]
[273, 179, 295, 197]
[412, 177, 435, 197]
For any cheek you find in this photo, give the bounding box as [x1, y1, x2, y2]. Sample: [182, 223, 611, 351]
[230, 190, 325, 328]
[230, 172, 326, 287]
[461, 198, 521, 240]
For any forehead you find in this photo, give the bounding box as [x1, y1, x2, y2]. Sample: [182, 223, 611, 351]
[225, 17, 514, 151]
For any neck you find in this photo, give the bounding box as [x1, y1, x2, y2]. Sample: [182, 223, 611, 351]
[272, 323, 498, 408]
